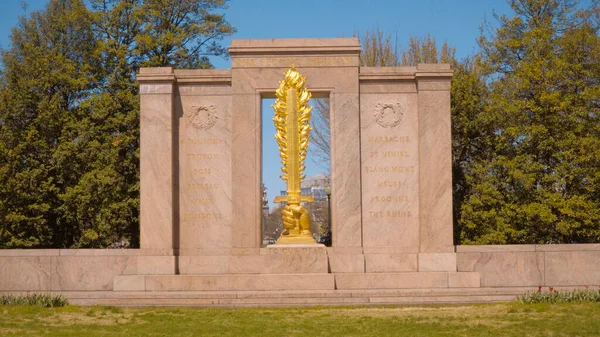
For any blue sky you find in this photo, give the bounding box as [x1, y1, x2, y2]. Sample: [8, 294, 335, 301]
[0, 0, 521, 208]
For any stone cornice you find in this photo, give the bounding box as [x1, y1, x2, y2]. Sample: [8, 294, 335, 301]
[229, 38, 361, 57]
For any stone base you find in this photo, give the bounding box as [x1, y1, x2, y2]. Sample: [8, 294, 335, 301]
[114, 274, 335, 291]
[29, 286, 552, 307]
[334, 272, 480, 290]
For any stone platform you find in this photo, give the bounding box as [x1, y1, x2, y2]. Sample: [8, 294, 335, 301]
[114, 271, 479, 292]
[3, 287, 564, 307]
[1, 244, 598, 307]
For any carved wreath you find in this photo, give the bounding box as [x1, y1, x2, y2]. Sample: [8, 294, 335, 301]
[374, 103, 403, 128]
[188, 105, 217, 130]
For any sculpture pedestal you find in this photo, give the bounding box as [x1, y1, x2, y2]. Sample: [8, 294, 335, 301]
[275, 235, 317, 244]
[267, 243, 325, 248]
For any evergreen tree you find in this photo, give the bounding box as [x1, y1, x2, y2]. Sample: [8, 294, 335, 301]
[0, 0, 234, 248]
[459, 0, 600, 244]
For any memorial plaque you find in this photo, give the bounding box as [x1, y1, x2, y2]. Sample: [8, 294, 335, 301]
[360, 94, 419, 248]
[178, 93, 232, 252]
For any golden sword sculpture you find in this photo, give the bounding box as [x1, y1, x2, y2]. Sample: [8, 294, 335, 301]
[272, 67, 316, 244]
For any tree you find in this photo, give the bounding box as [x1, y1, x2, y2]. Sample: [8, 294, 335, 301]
[356, 27, 401, 67]
[0, 0, 235, 248]
[401, 34, 456, 66]
[458, 0, 600, 244]
[0, 0, 99, 248]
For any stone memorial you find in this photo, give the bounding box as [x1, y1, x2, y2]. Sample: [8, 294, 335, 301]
[1, 38, 598, 306]
[122, 37, 466, 291]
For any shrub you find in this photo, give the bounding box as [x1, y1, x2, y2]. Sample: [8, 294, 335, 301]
[516, 287, 600, 304]
[0, 293, 68, 307]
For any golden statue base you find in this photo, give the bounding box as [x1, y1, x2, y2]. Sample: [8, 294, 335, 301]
[275, 234, 317, 245]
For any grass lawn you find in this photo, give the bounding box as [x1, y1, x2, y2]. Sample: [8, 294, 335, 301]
[1, 302, 599, 336]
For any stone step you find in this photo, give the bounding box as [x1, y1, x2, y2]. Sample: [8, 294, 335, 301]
[67, 295, 517, 307]
[114, 274, 336, 291]
[2, 286, 553, 307]
[334, 272, 481, 289]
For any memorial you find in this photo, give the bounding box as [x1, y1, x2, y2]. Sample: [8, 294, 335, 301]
[131, 37, 458, 283]
[0, 38, 598, 306]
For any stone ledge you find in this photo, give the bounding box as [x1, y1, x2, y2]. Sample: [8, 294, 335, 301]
[456, 245, 536, 253]
[335, 272, 449, 290]
[229, 38, 361, 56]
[138, 67, 175, 82]
[174, 69, 232, 84]
[114, 274, 335, 292]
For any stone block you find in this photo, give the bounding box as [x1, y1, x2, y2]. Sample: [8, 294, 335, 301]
[139, 80, 175, 250]
[327, 247, 363, 254]
[263, 245, 328, 254]
[417, 87, 453, 251]
[52, 256, 134, 291]
[545, 251, 600, 286]
[419, 253, 456, 272]
[144, 274, 335, 291]
[114, 275, 145, 291]
[457, 252, 544, 287]
[365, 254, 417, 273]
[0, 257, 53, 291]
[448, 272, 480, 288]
[229, 254, 328, 274]
[177, 93, 232, 252]
[360, 92, 419, 249]
[136, 256, 176, 275]
[362, 246, 419, 254]
[328, 253, 365, 273]
[179, 255, 229, 274]
[335, 272, 448, 290]
[330, 91, 362, 247]
[230, 91, 260, 248]
[418, 245, 455, 253]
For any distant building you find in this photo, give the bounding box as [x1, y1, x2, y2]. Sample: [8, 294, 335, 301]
[301, 173, 330, 189]
[279, 173, 330, 202]
[261, 184, 269, 218]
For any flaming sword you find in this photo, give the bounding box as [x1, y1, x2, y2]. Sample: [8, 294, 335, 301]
[272, 67, 315, 243]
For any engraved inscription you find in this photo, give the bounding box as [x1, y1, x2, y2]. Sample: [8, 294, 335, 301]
[369, 210, 412, 218]
[364, 166, 416, 173]
[186, 138, 219, 145]
[233, 56, 354, 68]
[369, 151, 409, 158]
[377, 181, 403, 188]
[193, 168, 211, 175]
[187, 153, 220, 160]
[370, 196, 409, 203]
[182, 212, 223, 220]
[187, 183, 219, 190]
[368, 136, 410, 143]
[191, 197, 214, 204]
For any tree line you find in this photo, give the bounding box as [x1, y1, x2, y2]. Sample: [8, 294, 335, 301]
[1, 0, 598, 248]
[0, 0, 234, 248]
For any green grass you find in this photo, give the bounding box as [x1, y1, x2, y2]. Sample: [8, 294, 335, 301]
[1, 303, 599, 336]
